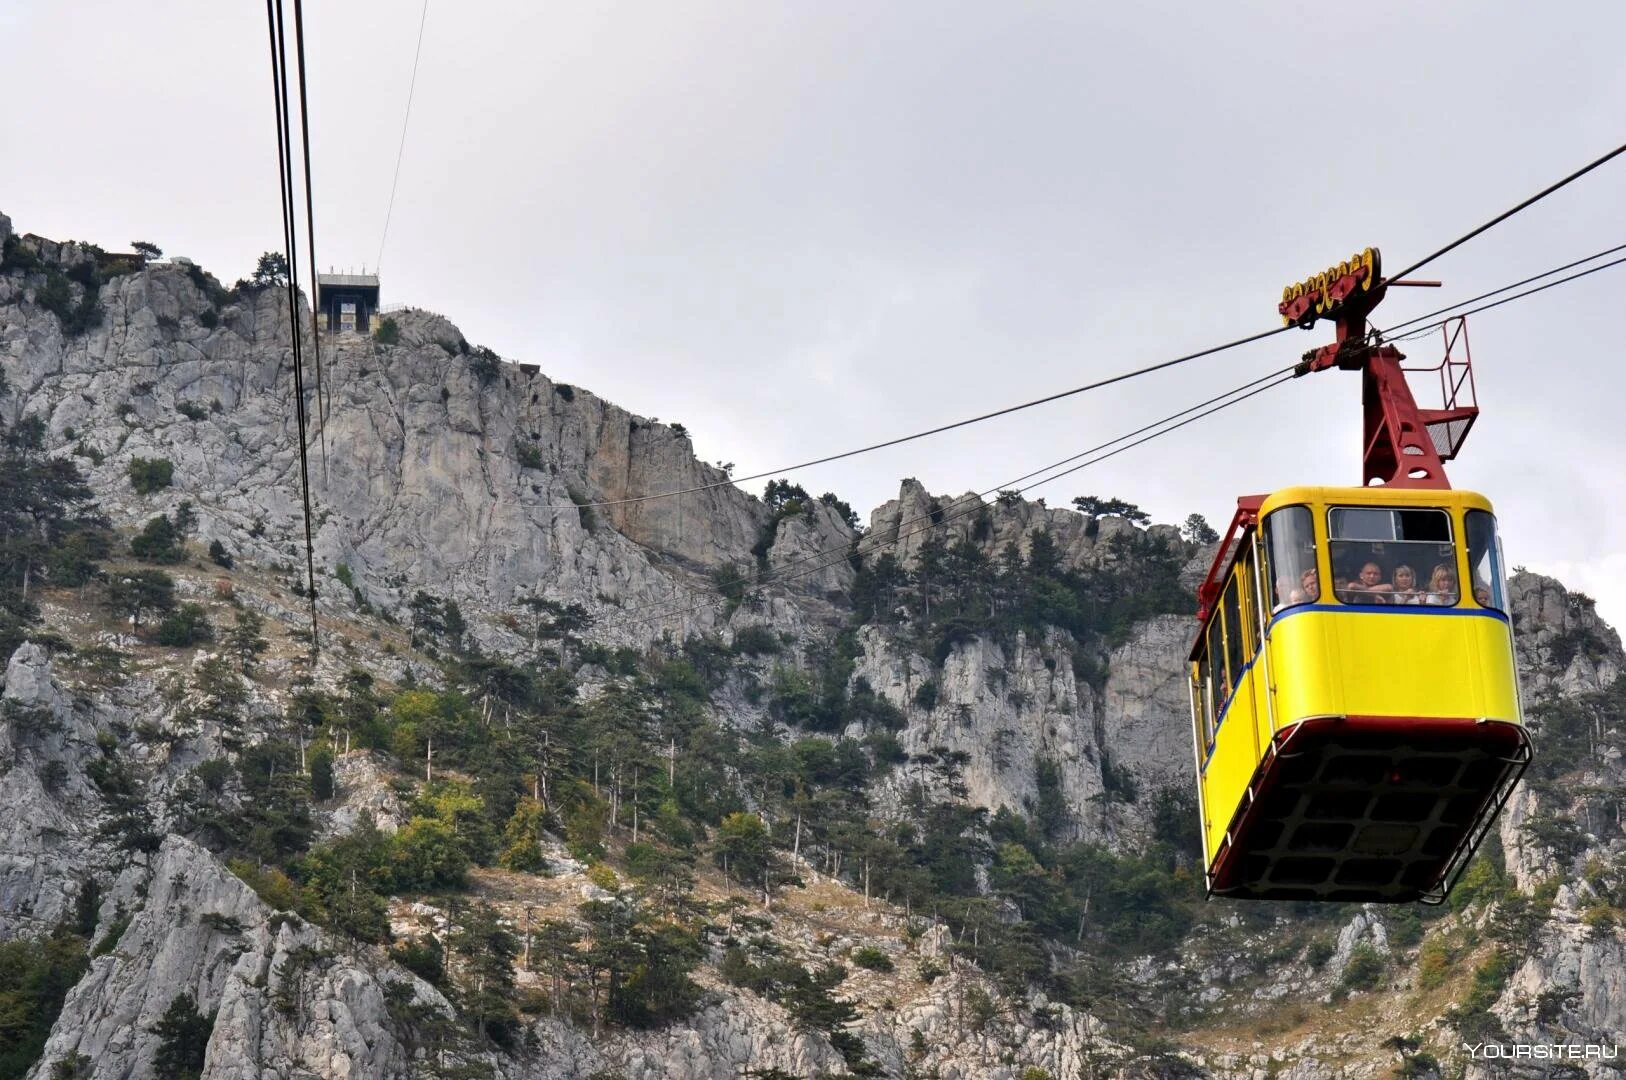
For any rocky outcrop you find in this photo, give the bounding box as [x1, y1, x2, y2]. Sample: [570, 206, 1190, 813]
[0, 247, 854, 647]
[853, 625, 1111, 838]
[30, 835, 456, 1080]
[0, 643, 105, 940]
[863, 478, 1187, 573]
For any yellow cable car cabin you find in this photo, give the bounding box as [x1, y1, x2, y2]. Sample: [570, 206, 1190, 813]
[1188, 486, 1530, 903]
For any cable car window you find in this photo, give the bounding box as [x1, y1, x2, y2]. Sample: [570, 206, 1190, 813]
[1206, 618, 1227, 722]
[1465, 510, 1507, 613]
[1222, 574, 1245, 694]
[1327, 507, 1456, 606]
[1196, 655, 1215, 747]
[1263, 506, 1317, 612]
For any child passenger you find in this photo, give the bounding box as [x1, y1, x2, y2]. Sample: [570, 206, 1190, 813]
[1390, 565, 1422, 604]
[1425, 564, 1458, 605]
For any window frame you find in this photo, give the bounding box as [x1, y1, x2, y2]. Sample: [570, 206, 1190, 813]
[1262, 504, 1318, 615]
[1324, 504, 1459, 608]
[1464, 509, 1508, 613]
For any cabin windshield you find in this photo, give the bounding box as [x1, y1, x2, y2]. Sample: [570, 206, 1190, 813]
[1327, 507, 1457, 606]
[1263, 505, 1317, 612]
[1465, 510, 1507, 612]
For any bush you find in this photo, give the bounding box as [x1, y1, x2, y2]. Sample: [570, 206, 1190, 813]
[208, 540, 234, 569]
[1416, 936, 1454, 989]
[849, 946, 894, 972]
[391, 817, 469, 891]
[128, 457, 174, 494]
[731, 625, 782, 657]
[176, 401, 208, 421]
[515, 442, 544, 470]
[154, 603, 214, 647]
[1340, 942, 1385, 991]
[375, 317, 400, 345]
[199, 309, 219, 329]
[130, 515, 184, 563]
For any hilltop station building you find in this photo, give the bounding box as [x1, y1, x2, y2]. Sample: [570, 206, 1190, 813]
[316, 272, 380, 334]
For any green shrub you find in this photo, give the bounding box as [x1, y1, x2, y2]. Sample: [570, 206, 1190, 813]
[154, 603, 214, 647]
[176, 401, 208, 421]
[375, 317, 400, 345]
[130, 515, 184, 563]
[208, 540, 233, 569]
[128, 457, 174, 494]
[199, 309, 219, 329]
[1416, 936, 1454, 989]
[1340, 942, 1385, 991]
[515, 442, 544, 470]
[850, 946, 894, 972]
[731, 625, 782, 656]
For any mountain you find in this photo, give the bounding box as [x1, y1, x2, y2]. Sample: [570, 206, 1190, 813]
[1, 214, 1623, 1079]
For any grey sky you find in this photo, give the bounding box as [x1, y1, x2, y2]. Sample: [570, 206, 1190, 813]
[4, 1, 1624, 625]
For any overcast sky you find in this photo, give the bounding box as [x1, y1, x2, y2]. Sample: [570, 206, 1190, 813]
[3, 1, 1624, 629]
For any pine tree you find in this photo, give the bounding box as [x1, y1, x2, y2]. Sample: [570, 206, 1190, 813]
[149, 992, 213, 1080]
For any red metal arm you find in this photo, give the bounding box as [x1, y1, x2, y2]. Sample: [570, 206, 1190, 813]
[1293, 279, 1478, 490]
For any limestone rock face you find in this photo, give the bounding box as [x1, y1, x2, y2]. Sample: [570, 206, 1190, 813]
[323, 751, 408, 838]
[29, 835, 454, 1080]
[862, 478, 1190, 574]
[1509, 571, 1622, 700]
[0, 643, 105, 941]
[854, 625, 1111, 839]
[0, 260, 854, 645]
[1100, 612, 1198, 806]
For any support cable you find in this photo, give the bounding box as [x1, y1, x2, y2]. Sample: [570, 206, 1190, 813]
[1377, 241, 1626, 342]
[291, 0, 329, 483]
[376, 0, 431, 274]
[266, 0, 321, 653]
[598, 238, 1626, 634]
[600, 363, 1298, 626]
[1381, 139, 1626, 284]
[542, 142, 1626, 517]
[599, 370, 1298, 632]
[547, 324, 1295, 511]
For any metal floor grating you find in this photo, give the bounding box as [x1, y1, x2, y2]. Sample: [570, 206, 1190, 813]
[1208, 717, 1531, 903]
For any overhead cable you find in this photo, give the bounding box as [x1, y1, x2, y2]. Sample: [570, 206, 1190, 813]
[598, 370, 1299, 631]
[1382, 250, 1626, 343]
[1377, 240, 1626, 341]
[549, 324, 1296, 511]
[265, 0, 321, 652]
[376, 0, 431, 274]
[291, 0, 329, 480]
[1382, 139, 1626, 284]
[598, 363, 1299, 626]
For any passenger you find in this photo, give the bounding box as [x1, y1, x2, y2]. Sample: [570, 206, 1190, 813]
[1275, 575, 1299, 611]
[1425, 564, 1458, 605]
[1390, 565, 1422, 605]
[1299, 567, 1320, 603]
[1353, 560, 1392, 603]
[1473, 582, 1494, 607]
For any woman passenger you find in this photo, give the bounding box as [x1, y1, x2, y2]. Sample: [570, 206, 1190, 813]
[1390, 565, 1422, 604]
[1425, 564, 1458, 605]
